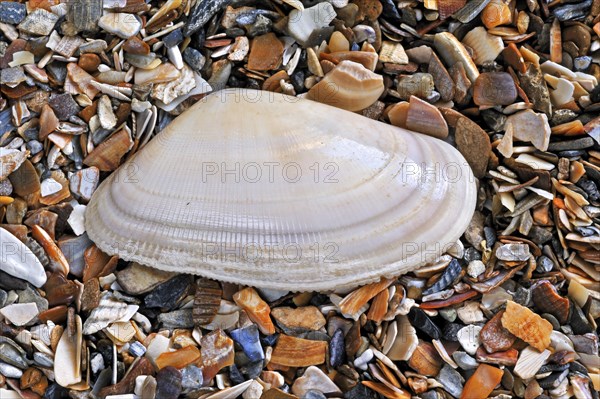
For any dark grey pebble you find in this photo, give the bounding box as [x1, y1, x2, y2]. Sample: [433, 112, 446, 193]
[590, 84, 600, 103]
[162, 28, 183, 48]
[245, 14, 272, 38]
[156, 366, 182, 399]
[183, 47, 206, 73]
[408, 307, 441, 339]
[157, 308, 195, 329]
[538, 363, 569, 374]
[513, 286, 532, 307]
[144, 274, 193, 310]
[380, 0, 401, 23]
[547, 137, 595, 151]
[577, 179, 599, 202]
[0, 289, 6, 308]
[484, 227, 496, 247]
[26, 140, 43, 155]
[536, 256, 554, 273]
[557, 150, 586, 158]
[0, 1, 26, 24]
[550, 109, 578, 125]
[230, 324, 265, 362]
[452, 0, 490, 23]
[344, 383, 379, 399]
[570, 302, 594, 334]
[442, 322, 464, 342]
[0, 270, 28, 291]
[329, 329, 346, 368]
[228, 363, 246, 384]
[540, 313, 560, 330]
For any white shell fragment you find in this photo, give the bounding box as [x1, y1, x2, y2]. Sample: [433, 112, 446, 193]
[86, 89, 477, 292]
[55, 315, 83, 387]
[0, 227, 47, 287]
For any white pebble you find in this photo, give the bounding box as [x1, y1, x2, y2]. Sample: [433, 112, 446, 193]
[67, 204, 87, 236]
[467, 260, 485, 278]
[353, 348, 374, 370]
[40, 177, 62, 197]
[457, 325, 482, 355]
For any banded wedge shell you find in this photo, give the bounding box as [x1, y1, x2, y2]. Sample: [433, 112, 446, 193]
[85, 89, 476, 291]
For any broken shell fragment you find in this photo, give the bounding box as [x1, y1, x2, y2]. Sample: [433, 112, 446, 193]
[85, 89, 476, 292]
[0, 227, 47, 287]
[501, 300, 553, 352]
[54, 314, 82, 387]
[306, 60, 384, 111]
[271, 334, 327, 367]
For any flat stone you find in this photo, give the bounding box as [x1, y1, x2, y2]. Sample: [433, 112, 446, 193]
[547, 137, 594, 151]
[247, 33, 283, 71]
[292, 366, 342, 397]
[183, 47, 206, 72]
[379, 41, 408, 64]
[0, 302, 38, 326]
[98, 12, 142, 38]
[18, 9, 58, 36]
[429, 52, 454, 102]
[518, 63, 552, 116]
[17, 285, 48, 313]
[473, 72, 517, 106]
[495, 243, 530, 261]
[454, 117, 491, 178]
[329, 329, 346, 368]
[48, 93, 79, 120]
[116, 262, 177, 295]
[396, 73, 434, 100]
[452, 351, 479, 370]
[0, 2, 26, 25]
[271, 306, 326, 332]
[0, 66, 26, 87]
[158, 309, 194, 329]
[452, 0, 490, 23]
[436, 363, 464, 398]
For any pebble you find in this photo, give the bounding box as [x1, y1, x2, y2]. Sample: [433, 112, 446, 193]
[158, 308, 195, 329]
[456, 301, 485, 324]
[501, 301, 552, 351]
[396, 73, 434, 100]
[98, 13, 142, 38]
[353, 348, 373, 370]
[144, 274, 193, 310]
[116, 262, 177, 295]
[0, 2, 25, 24]
[480, 310, 516, 353]
[271, 306, 326, 332]
[155, 367, 182, 399]
[329, 329, 346, 367]
[48, 93, 79, 120]
[183, 47, 206, 72]
[17, 9, 58, 36]
[452, 351, 478, 370]
[457, 325, 482, 355]
[181, 365, 203, 391]
[287, 2, 336, 46]
[495, 243, 530, 261]
[230, 324, 264, 362]
[292, 366, 341, 397]
[467, 260, 485, 278]
[473, 72, 517, 106]
[247, 33, 283, 71]
[0, 302, 38, 326]
[547, 137, 594, 151]
[436, 364, 464, 398]
[0, 361, 23, 378]
[184, 0, 231, 36]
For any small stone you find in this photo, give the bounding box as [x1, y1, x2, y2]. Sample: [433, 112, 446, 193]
[200, 329, 234, 381]
[287, 2, 336, 46]
[247, 33, 283, 71]
[151, 64, 197, 106]
[0, 66, 26, 87]
[181, 365, 203, 392]
[436, 363, 464, 398]
[452, 351, 479, 370]
[501, 301, 552, 351]
[480, 310, 516, 353]
[452, 0, 490, 23]
[379, 41, 408, 64]
[396, 73, 434, 100]
[144, 274, 193, 310]
[329, 329, 346, 368]
[98, 12, 142, 38]
[0, 362, 23, 378]
[69, 167, 100, 202]
[163, 28, 183, 48]
[0, 2, 26, 24]
[518, 63, 552, 116]
[48, 93, 79, 120]
[271, 306, 326, 332]
[461, 364, 503, 399]
[233, 287, 275, 335]
[243, 380, 264, 399]
[230, 324, 264, 362]
[183, 47, 206, 72]
[158, 308, 194, 329]
[547, 137, 594, 152]
[116, 262, 177, 295]
[155, 366, 182, 399]
[156, 346, 201, 370]
[17, 9, 58, 36]
[408, 306, 441, 339]
[495, 243, 530, 261]
[97, 95, 117, 130]
[0, 302, 38, 326]
[228, 36, 249, 61]
[473, 72, 517, 106]
[456, 301, 485, 324]
[292, 366, 341, 397]
[455, 117, 491, 178]
[428, 52, 454, 102]
[457, 325, 482, 355]
[353, 348, 374, 370]
[467, 260, 485, 278]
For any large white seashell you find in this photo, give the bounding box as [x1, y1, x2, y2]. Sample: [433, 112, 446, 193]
[0, 227, 47, 287]
[85, 89, 476, 291]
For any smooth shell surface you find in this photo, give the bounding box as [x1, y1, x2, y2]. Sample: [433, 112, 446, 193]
[85, 89, 476, 291]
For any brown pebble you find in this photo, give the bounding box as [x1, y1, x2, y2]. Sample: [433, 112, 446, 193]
[502, 43, 527, 74]
[455, 116, 491, 178]
[532, 280, 570, 324]
[78, 53, 101, 72]
[428, 52, 455, 102]
[353, 0, 383, 21]
[123, 36, 150, 55]
[473, 72, 517, 106]
[405, 96, 449, 139]
[480, 310, 516, 353]
[80, 278, 101, 313]
[38, 305, 68, 324]
[247, 33, 283, 71]
[44, 272, 78, 307]
[408, 341, 442, 376]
